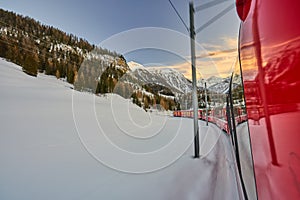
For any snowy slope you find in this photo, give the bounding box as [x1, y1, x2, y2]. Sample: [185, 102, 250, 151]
[0, 58, 243, 200]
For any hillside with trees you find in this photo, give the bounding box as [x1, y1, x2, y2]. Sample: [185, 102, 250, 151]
[0, 8, 120, 82]
[0, 8, 180, 111]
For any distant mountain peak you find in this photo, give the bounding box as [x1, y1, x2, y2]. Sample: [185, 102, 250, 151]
[127, 61, 145, 71]
[124, 64, 192, 94]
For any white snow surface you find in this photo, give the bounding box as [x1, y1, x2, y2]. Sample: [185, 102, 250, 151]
[0, 58, 243, 200]
[128, 61, 145, 71]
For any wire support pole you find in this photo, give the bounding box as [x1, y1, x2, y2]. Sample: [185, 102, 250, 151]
[190, 2, 199, 158]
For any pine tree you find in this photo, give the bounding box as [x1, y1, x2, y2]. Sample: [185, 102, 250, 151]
[23, 54, 38, 77]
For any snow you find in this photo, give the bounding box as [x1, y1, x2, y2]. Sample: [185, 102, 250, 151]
[149, 67, 192, 93]
[115, 65, 124, 70]
[197, 77, 233, 94]
[0, 58, 244, 200]
[140, 89, 155, 98]
[85, 52, 115, 64]
[0, 27, 8, 35]
[158, 93, 175, 100]
[127, 61, 192, 94]
[128, 61, 145, 71]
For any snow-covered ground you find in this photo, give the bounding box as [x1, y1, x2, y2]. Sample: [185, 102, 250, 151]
[0, 59, 243, 200]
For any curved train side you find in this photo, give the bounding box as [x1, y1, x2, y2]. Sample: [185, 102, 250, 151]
[173, 106, 247, 134]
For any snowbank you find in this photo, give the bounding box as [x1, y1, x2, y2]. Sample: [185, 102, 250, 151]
[0, 59, 243, 200]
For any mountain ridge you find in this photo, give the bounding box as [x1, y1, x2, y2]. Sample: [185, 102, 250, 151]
[127, 61, 192, 94]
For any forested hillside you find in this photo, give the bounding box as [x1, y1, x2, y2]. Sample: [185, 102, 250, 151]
[0, 8, 120, 83]
[0, 8, 180, 111]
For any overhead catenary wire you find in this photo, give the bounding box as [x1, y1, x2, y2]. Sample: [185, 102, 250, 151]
[196, 3, 235, 34]
[167, 0, 190, 32]
[1, 2, 237, 68]
[165, 1, 238, 64]
[167, 0, 236, 40]
[195, 0, 230, 12]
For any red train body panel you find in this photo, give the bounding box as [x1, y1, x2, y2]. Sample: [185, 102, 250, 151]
[175, 1, 300, 198]
[237, 0, 300, 199]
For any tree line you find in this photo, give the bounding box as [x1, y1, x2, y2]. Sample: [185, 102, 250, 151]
[0, 8, 180, 111]
[0, 8, 119, 83]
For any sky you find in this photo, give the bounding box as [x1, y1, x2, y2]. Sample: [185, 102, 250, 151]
[0, 0, 241, 79]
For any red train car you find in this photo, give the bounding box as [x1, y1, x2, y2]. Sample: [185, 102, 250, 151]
[236, 0, 300, 199]
[173, 105, 244, 134]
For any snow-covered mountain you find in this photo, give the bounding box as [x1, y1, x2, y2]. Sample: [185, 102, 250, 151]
[197, 76, 225, 88]
[149, 68, 192, 93]
[197, 75, 242, 94]
[127, 61, 145, 71]
[127, 61, 192, 94]
[208, 78, 230, 94]
[197, 76, 230, 94]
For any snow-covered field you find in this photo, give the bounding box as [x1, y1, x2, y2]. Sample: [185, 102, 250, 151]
[0, 58, 243, 200]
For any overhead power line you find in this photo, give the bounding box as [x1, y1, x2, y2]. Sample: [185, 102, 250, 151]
[195, 0, 230, 12]
[167, 1, 235, 37]
[167, 0, 190, 32]
[196, 3, 235, 34]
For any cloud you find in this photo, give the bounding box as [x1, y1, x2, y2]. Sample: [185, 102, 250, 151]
[144, 37, 239, 80]
[198, 37, 238, 78]
[201, 43, 222, 51]
[221, 36, 238, 49]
